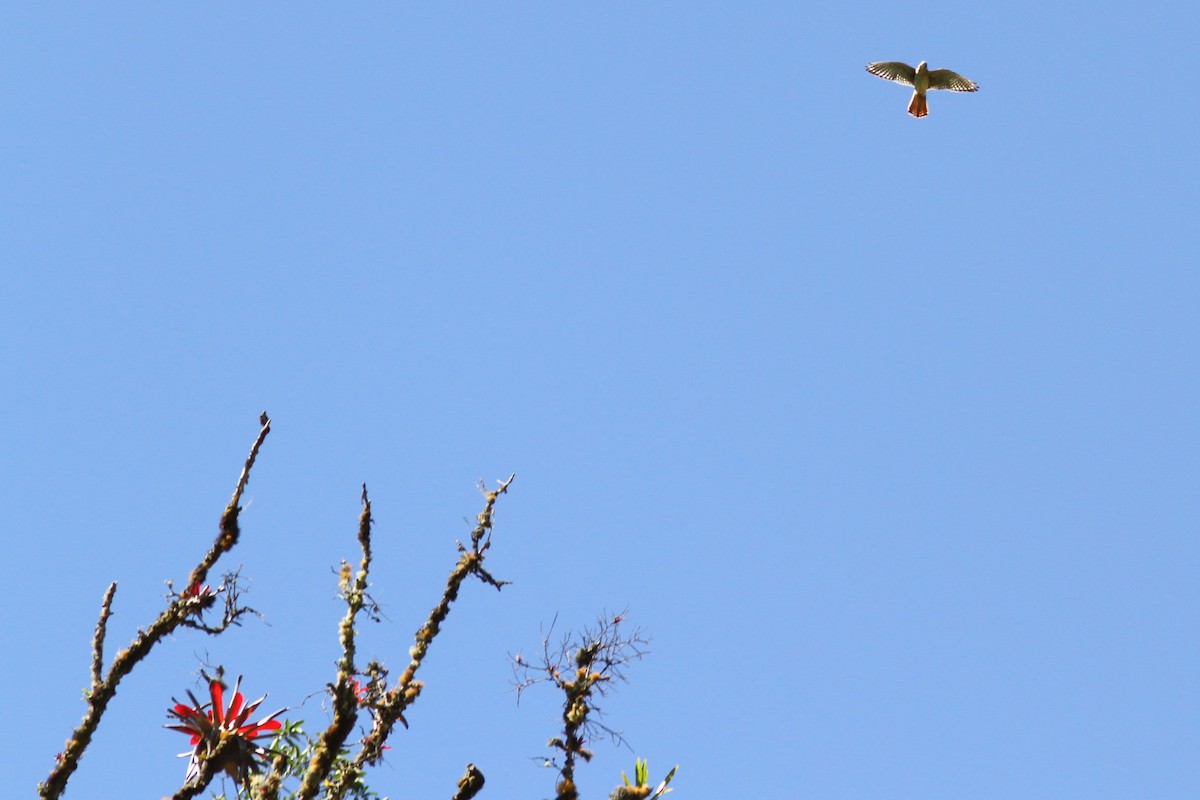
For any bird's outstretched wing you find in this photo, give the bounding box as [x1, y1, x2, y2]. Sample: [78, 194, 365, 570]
[926, 69, 978, 92]
[866, 61, 917, 86]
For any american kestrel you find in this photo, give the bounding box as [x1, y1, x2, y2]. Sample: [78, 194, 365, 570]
[866, 61, 978, 117]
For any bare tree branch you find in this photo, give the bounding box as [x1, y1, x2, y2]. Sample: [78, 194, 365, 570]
[89, 582, 117, 693]
[294, 485, 375, 800]
[187, 412, 272, 591]
[324, 475, 516, 799]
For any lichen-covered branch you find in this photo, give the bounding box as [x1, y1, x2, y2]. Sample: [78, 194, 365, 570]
[451, 763, 486, 800]
[38, 414, 272, 800]
[89, 582, 116, 693]
[293, 486, 375, 800]
[323, 475, 516, 799]
[187, 411, 273, 591]
[254, 752, 289, 799]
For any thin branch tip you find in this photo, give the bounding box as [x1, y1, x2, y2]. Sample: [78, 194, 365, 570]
[90, 583, 118, 690]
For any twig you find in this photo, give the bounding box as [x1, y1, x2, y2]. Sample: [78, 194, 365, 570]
[177, 567, 262, 635]
[90, 582, 117, 693]
[293, 485, 375, 800]
[188, 412, 272, 590]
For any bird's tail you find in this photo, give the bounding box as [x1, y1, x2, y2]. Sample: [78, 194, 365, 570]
[908, 91, 928, 117]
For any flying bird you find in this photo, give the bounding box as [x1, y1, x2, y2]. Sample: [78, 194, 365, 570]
[866, 61, 978, 117]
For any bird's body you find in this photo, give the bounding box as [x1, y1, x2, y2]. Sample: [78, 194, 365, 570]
[866, 60, 978, 117]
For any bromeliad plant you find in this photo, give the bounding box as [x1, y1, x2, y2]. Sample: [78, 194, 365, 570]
[610, 759, 677, 800]
[166, 675, 286, 790]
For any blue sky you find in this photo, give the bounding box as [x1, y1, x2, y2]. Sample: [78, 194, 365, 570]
[6, 4, 1198, 798]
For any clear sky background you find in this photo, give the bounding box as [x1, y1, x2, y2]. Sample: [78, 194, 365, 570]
[5, 4, 1197, 799]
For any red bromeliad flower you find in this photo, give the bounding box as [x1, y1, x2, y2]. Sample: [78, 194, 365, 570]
[348, 677, 372, 705]
[165, 676, 286, 784]
[181, 580, 212, 599]
[179, 580, 220, 616]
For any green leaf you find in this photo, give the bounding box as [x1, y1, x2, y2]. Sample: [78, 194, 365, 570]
[651, 764, 679, 798]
